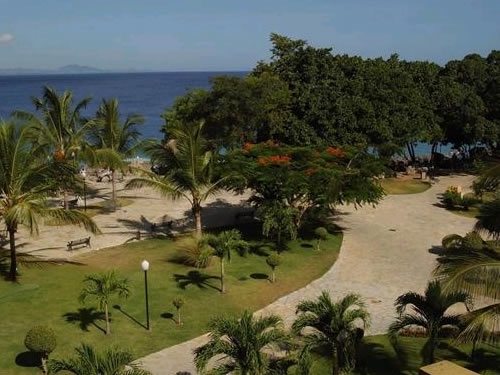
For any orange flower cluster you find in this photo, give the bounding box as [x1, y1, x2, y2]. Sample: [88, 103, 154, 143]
[326, 147, 345, 157]
[257, 155, 291, 165]
[304, 168, 315, 175]
[243, 142, 255, 151]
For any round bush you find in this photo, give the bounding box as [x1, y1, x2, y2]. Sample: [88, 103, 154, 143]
[266, 254, 283, 269]
[24, 325, 56, 355]
[172, 297, 185, 310]
[314, 227, 329, 240]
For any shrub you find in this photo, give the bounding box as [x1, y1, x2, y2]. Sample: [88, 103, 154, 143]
[24, 325, 56, 374]
[170, 236, 212, 268]
[266, 254, 283, 283]
[314, 227, 329, 251]
[441, 234, 463, 250]
[172, 297, 185, 326]
[462, 231, 484, 251]
[442, 186, 462, 209]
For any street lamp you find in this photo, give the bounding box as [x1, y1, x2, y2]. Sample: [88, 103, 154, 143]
[80, 169, 87, 211]
[141, 260, 151, 331]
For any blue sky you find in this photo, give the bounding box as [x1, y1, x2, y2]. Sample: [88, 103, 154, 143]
[0, 0, 499, 71]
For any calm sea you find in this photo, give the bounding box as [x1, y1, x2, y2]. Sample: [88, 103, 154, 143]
[0, 71, 450, 156]
[0, 71, 247, 139]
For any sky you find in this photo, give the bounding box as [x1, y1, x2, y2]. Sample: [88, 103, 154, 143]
[0, 0, 499, 72]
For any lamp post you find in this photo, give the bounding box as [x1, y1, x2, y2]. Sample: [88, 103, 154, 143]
[80, 169, 87, 211]
[141, 260, 151, 331]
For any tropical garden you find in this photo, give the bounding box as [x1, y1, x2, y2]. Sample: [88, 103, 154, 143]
[0, 33, 499, 374]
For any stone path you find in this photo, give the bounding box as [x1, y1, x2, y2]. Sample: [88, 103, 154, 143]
[138, 174, 477, 375]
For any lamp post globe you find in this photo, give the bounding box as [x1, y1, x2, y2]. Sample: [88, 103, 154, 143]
[141, 260, 151, 331]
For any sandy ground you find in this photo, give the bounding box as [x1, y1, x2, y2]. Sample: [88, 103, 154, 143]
[15, 173, 478, 375]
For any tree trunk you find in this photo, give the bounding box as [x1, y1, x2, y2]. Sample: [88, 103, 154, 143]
[271, 268, 276, 283]
[177, 308, 182, 326]
[111, 169, 117, 211]
[63, 189, 68, 209]
[8, 227, 17, 282]
[41, 353, 48, 374]
[193, 203, 202, 237]
[332, 347, 340, 375]
[220, 259, 225, 293]
[105, 303, 111, 335]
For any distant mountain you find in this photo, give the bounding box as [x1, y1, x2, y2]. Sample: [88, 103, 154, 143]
[0, 65, 104, 76]
[57, 64, 103, 73]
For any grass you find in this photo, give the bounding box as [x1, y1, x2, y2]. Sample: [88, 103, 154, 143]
[381, 178, 431, 195]
[307, 335, 500, 374]
[0, 223, 340, 375]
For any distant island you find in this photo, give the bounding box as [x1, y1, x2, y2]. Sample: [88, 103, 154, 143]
[0, 64, 105, 76]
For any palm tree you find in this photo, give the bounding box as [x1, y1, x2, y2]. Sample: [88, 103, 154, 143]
[292, 291, 370, 375]
[474, 198, 500, 241]
[389, 280, 470, 364]
[79, 270, 130, 335]
[48, 343, 151, 375]
[126, 120, 228, 236]
[435, 247, 500, 343]
[194, 310, 288, 375]
[13, 86, 92, 208]
[204, 229, 248, 293]
[0, 121, 99, 282]
[87, 98, 145, 209]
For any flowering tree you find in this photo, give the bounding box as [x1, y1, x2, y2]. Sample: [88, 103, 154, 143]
[222, 142, 384, 230]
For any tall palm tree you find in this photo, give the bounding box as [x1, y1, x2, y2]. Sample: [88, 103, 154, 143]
[474, 198, 500, 241]
[48, 343, 151, 375]
[389, 280, 470, 364]
[292, 291, 370, 375]
[0, 121, 99, 282]
[13, 86, 92, 208]
[87, 98, 145, 208]
[79, 270, 130, 335]
[194, 310, 288, 375]
[126, 120, 228, 236]
[435, 248, 500, 343]
[204, 229, 248, 293]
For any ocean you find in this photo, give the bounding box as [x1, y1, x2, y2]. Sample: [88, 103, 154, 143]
[0, 71, 247, 140]
[0, 71, 450, 157]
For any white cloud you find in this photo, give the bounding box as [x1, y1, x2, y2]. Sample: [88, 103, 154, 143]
[0, 33, 14, 44]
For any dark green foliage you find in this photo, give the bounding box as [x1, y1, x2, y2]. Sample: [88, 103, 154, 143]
[314, 227, 328, 251]
[172, 297, 185, 325]
[25, 325, 56, 374]
[462, 232, 485, 251]
[266, 254, 283, 282]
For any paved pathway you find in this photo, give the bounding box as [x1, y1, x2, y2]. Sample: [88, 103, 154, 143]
[138, 174, 477, 375]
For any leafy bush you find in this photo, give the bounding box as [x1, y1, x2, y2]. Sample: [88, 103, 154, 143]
[24, 325, 56, 374]
[462, 231, 484, 251]
[266, 254, 283, 283]
[442, 234, 463, 250]
[314, 227, 328, 250]
[442, 186, 462, 209]
[170, 236, 212, 268]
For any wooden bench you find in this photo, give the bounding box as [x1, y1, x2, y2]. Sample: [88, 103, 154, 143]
[67, 237, 91, 251]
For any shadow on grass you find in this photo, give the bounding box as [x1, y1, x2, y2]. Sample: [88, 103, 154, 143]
[113, 305, 147, 330]
[250, 273, 269, 280]
[357, 340, 404, 375]
[174, 270, 220, 291]
[63, 307, 106, 333]
[469, 347, 500, 373]
[161, 312, 176, 323]
[15, 351, 40, 368]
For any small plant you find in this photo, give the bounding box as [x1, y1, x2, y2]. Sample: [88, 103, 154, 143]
[314, 227, 328, 251]
[442, 185, 462, 209]
[172, 297, 185, 326]
[462, 231, 484, 251]
[24, 325, 57, 374]
[266, 254, 283, 283]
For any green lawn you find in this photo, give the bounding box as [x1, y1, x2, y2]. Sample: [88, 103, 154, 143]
[381, 178, 431, 195]
[0, 223, 340, 375]
[306, 335, 500, 375]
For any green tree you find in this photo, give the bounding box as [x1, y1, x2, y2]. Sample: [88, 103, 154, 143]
[292, 291, 370, 375]
[266, 254, 283, 283]
[434, 245, 500, 343]
[194, 310, 288, 375]
[204, 229, 248, 293]
[0, 121, 99, 282]
[126, 120, 228, 236]
[260, 202, 297, 251]
[79, 270, 130, 335]
[13, 86, 92, 208]
[48, 343, 151, 375]
[87, 98, 145, 209]
[475, 198, 500, 240]
[24, 325, 57, 374]
[389, 280, 470, 364]
[172, 297, 185, 326]
[314, 227, 329, 251]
